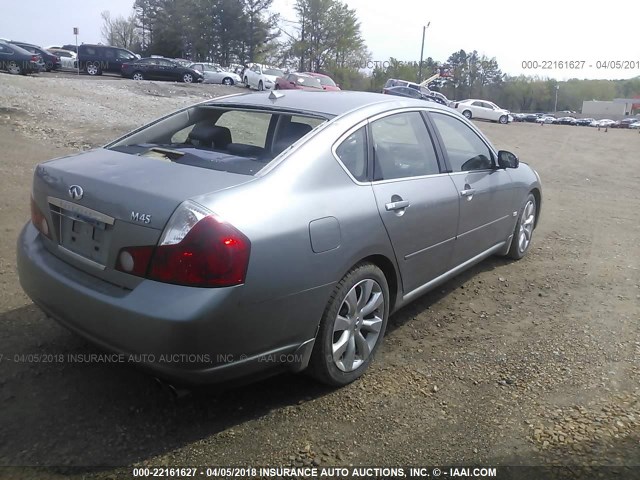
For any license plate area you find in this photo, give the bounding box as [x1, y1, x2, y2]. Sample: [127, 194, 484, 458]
[48, 197, 115, 268]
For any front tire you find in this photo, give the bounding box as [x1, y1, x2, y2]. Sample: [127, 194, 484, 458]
[182, 73, 194, 83]
[308, 263, 389, 387]
[462, 110, 472, 119]
[222, 77, 233, 85]
[507, 193, 537, 260]
[499, 115, 508, 124]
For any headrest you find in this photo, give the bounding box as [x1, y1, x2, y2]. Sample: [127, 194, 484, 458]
[188, 124, 232, 149]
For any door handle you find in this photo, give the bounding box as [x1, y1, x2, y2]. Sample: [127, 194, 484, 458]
[385, 200, 410, 211]
[460, 188, 476, 197]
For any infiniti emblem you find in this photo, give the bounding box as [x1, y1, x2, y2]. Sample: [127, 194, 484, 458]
[68, 185, 84, 200]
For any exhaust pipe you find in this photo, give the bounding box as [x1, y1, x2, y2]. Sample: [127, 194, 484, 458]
[154, 377, 191, 400]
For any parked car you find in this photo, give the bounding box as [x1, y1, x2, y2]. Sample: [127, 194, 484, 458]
[617, 118, 640, 129]
[383, 78, 431, 96]
[275, 72, 324, 91]
[77, 44, 138, 75]
[0, 40, 42, 75]
[512, 113, 527, 122]
[629, 121, 640, 129]
[188, 63, 241, 85]
[596, 119, 616, 128]
[454, 99, 511, 124]
[243, 63, 285, 90]
[523, 113, 539, 123]
[8, 41, 60, 71]
[536, 115, 557, 124]
[303, 72, 341, 91]
[556, 117, 577, 125]
[383, 86, 449, 106]
[60, 44, 78, 53]
[121, 57, 204, 83]
[46, 48, 77, 69]
[575, 118, 595, 126]
[17, 90, 542, 387]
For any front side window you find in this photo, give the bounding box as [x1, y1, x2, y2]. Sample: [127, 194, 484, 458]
[430, 112, 494, 172]
[370, 112, 440, 180]
[335, 126, 367, 182]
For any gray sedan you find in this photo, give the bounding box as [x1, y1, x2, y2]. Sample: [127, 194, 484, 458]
[17, 91, 542, 387]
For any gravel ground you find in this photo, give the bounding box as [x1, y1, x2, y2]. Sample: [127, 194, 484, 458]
[0, 73, 638, 479]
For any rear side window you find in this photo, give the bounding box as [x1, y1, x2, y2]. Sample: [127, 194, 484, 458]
[430, 113, 493, 171]
[335, 127, 367, 182]
[370, 112, 440, 180]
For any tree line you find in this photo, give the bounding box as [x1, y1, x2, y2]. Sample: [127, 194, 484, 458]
[101, 2, 640, 112]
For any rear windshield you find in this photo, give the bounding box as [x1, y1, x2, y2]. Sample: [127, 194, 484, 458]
[317, 76, 336, 87]
[106, 106, 328, 176]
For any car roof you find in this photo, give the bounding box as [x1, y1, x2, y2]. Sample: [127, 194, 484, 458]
[206, 90, 452, 117]
[304, 72, 330, 78]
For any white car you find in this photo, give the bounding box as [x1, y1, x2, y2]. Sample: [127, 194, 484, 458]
[46, 48, 77, 69]
[536, 115, 556, 124]
[188, 63, 241, 85]
[596, 119, 616, 128]
[629, 121, 640, 129]
[454, 99, 511, 124]
[243, 63, 285, 90]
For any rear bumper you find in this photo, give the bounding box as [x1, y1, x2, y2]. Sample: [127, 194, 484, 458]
[17, 222, 326, 384]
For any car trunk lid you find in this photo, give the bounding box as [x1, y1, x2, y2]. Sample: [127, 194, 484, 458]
[32, 148, 254, 288]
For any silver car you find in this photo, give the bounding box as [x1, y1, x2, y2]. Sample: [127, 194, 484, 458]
[188, 62, 242, 85]
[17, 91, 542, 387]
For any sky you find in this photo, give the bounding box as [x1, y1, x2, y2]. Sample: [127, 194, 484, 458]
[1, 0, 638, 81]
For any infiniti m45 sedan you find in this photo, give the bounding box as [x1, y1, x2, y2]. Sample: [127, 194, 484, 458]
[17, 91, 542, 387]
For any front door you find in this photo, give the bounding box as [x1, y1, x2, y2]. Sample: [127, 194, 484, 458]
[428, 111, 515, 265]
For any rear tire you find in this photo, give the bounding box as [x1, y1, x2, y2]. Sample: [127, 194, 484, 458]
[507, 193, 537, 260]
[7, 62, 22, 75]
[132, 71, 144, 81]
[462, 110, 472, 119]
[307, 263, 389, 387]
[85, 62, 101, 76]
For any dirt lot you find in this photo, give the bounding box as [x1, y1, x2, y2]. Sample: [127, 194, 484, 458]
[0, 73, 639, 479]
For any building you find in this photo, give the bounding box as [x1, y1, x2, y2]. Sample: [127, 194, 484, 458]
[582, 100, 627, 117]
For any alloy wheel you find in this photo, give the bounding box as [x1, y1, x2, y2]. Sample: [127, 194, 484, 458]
[518, 199, 536, 254]
[332, 279, 385, 372]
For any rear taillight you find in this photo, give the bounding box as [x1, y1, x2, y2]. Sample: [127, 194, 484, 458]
[121, 63, 128, 69]
[30, 197, 50, 239]
[116, 201, 251, 288]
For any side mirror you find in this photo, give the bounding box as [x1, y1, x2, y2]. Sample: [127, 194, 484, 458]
[497, 150, 519, 169]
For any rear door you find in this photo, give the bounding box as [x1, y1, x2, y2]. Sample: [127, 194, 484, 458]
[428, 111, 515, 265]
[369, 110, 459, 294]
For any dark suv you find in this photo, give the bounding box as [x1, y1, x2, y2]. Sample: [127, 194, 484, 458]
[77, 44, 138, 75]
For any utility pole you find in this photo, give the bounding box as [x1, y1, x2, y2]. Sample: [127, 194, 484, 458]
[554, 85, 559, 112]
[417, 22, 430, 83]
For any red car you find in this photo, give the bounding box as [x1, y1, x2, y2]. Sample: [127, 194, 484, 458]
[274, 73, 324, 90]
[303, 72, 341, 91]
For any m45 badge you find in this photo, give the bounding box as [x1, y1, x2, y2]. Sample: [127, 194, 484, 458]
[131, 212, 152, 224]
